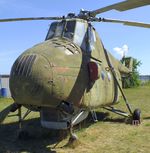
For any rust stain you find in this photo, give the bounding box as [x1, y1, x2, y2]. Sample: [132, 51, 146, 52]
[54, 67, 69, 73]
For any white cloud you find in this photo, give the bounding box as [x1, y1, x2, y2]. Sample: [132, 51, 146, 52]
[113, 44, 129, 57]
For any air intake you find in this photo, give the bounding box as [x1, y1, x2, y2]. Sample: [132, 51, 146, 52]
[11, 55, 36, 77]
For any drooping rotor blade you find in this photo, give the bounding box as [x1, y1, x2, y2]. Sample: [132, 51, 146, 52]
[101, 18, 150, 28]
[92, 18, 150, 28]
[0, 16, 64, 23]
[90, 0, 150, 17]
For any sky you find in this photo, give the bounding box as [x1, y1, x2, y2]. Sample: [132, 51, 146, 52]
[0, 0, 150, 75]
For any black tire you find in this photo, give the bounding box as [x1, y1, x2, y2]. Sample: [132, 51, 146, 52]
[133, 108, 141, 121]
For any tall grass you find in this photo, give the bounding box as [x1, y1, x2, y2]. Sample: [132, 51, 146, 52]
[0, 84, 150, 153]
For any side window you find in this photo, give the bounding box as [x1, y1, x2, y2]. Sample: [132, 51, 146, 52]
[74, 22, 87, 50]
[88, 26, 96, 52]
[55, 22, 64, 37]
[45, 22, 57, 40]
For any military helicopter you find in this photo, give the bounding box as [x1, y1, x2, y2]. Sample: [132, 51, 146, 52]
[0, 0, 150, 141]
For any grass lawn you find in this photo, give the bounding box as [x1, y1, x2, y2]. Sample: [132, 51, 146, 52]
[0, 83, 150, 153]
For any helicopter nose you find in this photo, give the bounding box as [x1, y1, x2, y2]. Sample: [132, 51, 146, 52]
[10, 54, 55, 106]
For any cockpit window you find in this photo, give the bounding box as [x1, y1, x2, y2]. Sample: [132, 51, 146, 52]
[46, 21, 75, 40]
[55, 21, 65, 37]
[46, 20, 88, 51]
[64, 21, 76, 40]
[46, 22, 57, 39]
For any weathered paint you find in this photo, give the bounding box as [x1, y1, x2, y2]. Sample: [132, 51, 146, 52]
[9, 18, 131, 111]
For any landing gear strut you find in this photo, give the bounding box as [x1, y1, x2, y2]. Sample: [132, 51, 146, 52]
[65, 120, 79, 147]
[69, 122, 78, 143]
[17, 108, 32, 140]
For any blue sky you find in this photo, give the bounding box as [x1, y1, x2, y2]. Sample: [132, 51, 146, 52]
[0, 0, 150, 75]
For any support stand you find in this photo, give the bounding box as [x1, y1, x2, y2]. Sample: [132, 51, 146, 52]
[103, 46, 141, 124]
[103, 106, 130, 117]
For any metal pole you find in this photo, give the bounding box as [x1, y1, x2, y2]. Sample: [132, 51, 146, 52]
[103, 46, 133, 115]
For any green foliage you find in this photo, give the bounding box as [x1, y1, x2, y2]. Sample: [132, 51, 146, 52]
[122, 58, 141, 88]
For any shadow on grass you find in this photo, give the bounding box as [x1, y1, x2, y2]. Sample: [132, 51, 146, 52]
[78, 111, 127, 131]
[0, 112, 128, 152]
[90, 112, 126, 123]
[0, 118, 67, 153]
[143, 116, 150, 120]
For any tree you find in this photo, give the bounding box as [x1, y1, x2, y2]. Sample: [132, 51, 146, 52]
[122, 58, 141, 88]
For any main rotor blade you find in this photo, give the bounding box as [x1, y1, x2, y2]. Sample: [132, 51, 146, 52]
[90, 0, 150, 17]
[99, 18, 150, 28]
[0, 17, 64, 23]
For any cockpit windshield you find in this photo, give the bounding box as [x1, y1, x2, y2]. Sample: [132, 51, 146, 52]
[46, 20, 88, 50]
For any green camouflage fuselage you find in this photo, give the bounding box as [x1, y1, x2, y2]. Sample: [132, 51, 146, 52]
[9, 18, 131, 110]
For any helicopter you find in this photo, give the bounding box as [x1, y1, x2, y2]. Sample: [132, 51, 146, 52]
[0, 0, 150, 141]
